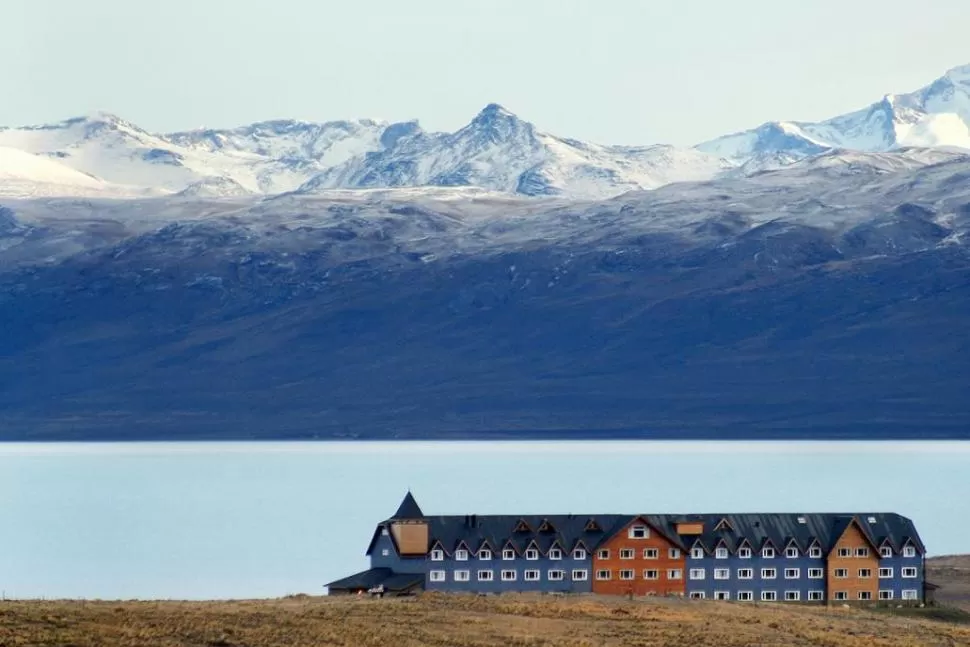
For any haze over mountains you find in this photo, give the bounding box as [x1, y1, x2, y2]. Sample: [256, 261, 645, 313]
[1, 64, 970, 440]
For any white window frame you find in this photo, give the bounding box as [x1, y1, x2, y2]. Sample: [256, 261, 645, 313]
[502, 548, 515, 561]
[596, 569, 611, 581]
[761, 568, 777, 580]
[902, 567, 918, 578]
[572, 548, 586, 560]
[455, 549, 469, 561]
[477, 569, 493, 581]
[858, 568, 872, 579]
[762, 547, 776, 559]
[619, 569, 635, 581]
[837, 548, 851, 558]
[715, 547, 728, 559]
[809, 546, 822, 558]
[501, 569, 516, 581]
[571, 569, 588, 581]
[524, 569, 540, 581]
[785, 591, 800, 601]
[431, 548, 444, 561]
[808, 568, 823, 579]
[738, 547, 752, 559]
[643, 548, 659, 560]
[903, 546, 917, 558]
[878, 567, 893, 579]
[880, 546, 893, 558]
[689, 568, 706, 580]
[381, 549, 389, 556]
[714, 591, 730, 600]
[761, 591, 777, 602]
[738, 591, 753, 602]
[808, 590, 824, 601]
[784, 568, 800, 579]
[737, 568, 753, 580]
[858, 591, 872, 601]
[381, 527, 389, 536]
[668, 568, 682, 580]
[429, 570, 445, 582]
[619, 548, 635, 560]
[786, 547, 799, 558]
[597, 549, 610, 560]
[525, 548, 539, 561]
[548, 548, 562, 560]
[548, 569, 565, 581]
[669, 548, 681, 559]
[643, 569, 659, 580]
[691, 547, 705, 559]
[855, 548, 869, 558]
[834, 591, 848, 601]
[879, 590, 893, 600]
[714, 568, 730, 580]
[689, 591, 705, 600]
[629, 525, 649, 539]
[479, 549, 492, 561]
[454, 570, 470, 582]
[834, 568, 848, 579]
[902, 589, 918, 600]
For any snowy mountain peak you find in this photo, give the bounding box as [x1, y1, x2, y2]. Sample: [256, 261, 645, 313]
[943, 63, 970, 85]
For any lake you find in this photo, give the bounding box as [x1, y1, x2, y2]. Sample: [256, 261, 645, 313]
[1, 441, 968, 600]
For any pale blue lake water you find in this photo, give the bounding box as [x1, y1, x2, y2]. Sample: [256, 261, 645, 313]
[1, 441, 968, 600]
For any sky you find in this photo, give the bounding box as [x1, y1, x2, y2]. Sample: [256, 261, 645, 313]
[6, 0, 970, 146]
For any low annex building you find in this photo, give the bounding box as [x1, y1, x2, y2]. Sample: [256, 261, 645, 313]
[326, 493, 928, 603]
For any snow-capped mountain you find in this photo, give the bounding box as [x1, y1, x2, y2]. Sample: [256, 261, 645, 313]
[698, 63, 970, 163]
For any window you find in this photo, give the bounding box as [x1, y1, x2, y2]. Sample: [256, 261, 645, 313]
[867, 516, 877, 524]
[761, 591, 777, 602]
[797, 516, 807, 524]
[689, 592, 705, 600]
[714, 569, 730, 580]
[477, 570, 493, 582]
[903, 546, 917, 558]
[879, 567, 893, 578]
[629, 525, 649, 539]
[501, 570, 516, 581]
[644, 569, 659, 580]
[619, 548, 635, 560]
[381, 527, 389, 535]
[786, 548, 799, 558]
[479, 549, 492, 561]
[431, 549, 444, 561]
[381, 549, 389, 556]
[784, 568, 800, 579]
[738, 591, 753, 601]
[643, 548, 659, 560]
[902, 567, 918, 578]
[834, 591, 848, 601]
[808, 590, 824, 601]
[549, 548, 562, 560]
[503, 549, 515, 561]
[572, 548, 586, 560]
[456, 549, 468, 561]
[572, 569, 588, 581]
[837, 548, 851, 558]
[858, 591, 872, 601]
[738, 547, 752, 559]
[879, 590, 893, 600]
[715, 547, 728, 559]
[596, 569, 611, 581]
[762, 547, 775, 559]
[762, 568, 777, 580]
[619, 569, 635, 580]
[902, 589, 918, 600]
[834, 568, 848, 579]
[785, 591, 800, 601]
[597, 549, 610, 560]
[525, 548, 539, 561]
[808, 568, 823, 579]
[809, 546, 822, 558]
[880, 547, 893, 558]
[714, 591, 730, 600]
[455, 570, 470, 582]
[855, 548, 869, 558]
[669, 548, 681, 559]
[689, 568, 706, 580]
[667, 569, 683, 580]
[858, 569, 872, 579]
[524, 570, 540, 581]
[548, 570, 565, 581]
[430, 570, 445, 582]
[691, 547, 705, 559]
[737, 568, 753, 580]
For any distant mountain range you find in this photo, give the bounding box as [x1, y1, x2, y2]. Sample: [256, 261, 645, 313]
[1, 63, 969, 200]
[2, 64, 970, 440]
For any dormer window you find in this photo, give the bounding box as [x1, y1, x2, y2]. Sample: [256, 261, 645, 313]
[549, 548, 563, 560]
[479, 549, 492, 560]
[715, 547, 728, 559]
[786, 547, 799, 558]
[629, 525, 649, 539]
[738, 547, 752, 559]
[903, 546, 916, 558]
[762, 547, 775, 559]
[585, 519, 601, 532]
[714, 518, 734, 532]
[572, 548, 587, 560]
[455, 549, 468, 561]
[538, 520, 556, 533]
[502, 548, 515, 561]
[809, 546, 822, 558]
[525, 548, 539, 560]
[514, 520, 532, 533]
[381, 527, 389, 536]
[431, 549, 444, 561]
[880, 546, 893, 558]
[691, 547, 704, 559]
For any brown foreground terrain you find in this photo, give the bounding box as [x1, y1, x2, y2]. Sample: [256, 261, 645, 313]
[2, 593, 970, 647]
[0, 556, 967, 647]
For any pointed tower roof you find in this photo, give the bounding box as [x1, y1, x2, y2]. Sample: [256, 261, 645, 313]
[391, 491, 424, 520]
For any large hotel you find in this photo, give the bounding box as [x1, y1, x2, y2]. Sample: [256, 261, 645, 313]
[327, 493, 927, 603]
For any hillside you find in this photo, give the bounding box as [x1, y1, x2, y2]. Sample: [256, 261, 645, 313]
[1, 593, 968, 647]
[928, 555, 970, 611]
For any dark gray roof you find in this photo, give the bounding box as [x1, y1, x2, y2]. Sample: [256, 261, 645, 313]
[391, 492, 424, 520]
[326, 567, 425, 592]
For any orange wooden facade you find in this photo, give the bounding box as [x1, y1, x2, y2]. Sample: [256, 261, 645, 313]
[826, 519, 879, 602]
[591, 517, 686, 596]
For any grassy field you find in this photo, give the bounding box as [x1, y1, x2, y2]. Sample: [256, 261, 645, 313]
[929, 554, 970, 611]
[2, 593, 970, 647]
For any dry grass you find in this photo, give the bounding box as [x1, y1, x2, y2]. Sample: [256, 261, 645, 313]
[928, 555, 970, 611]
[2, 593, 970, 647]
